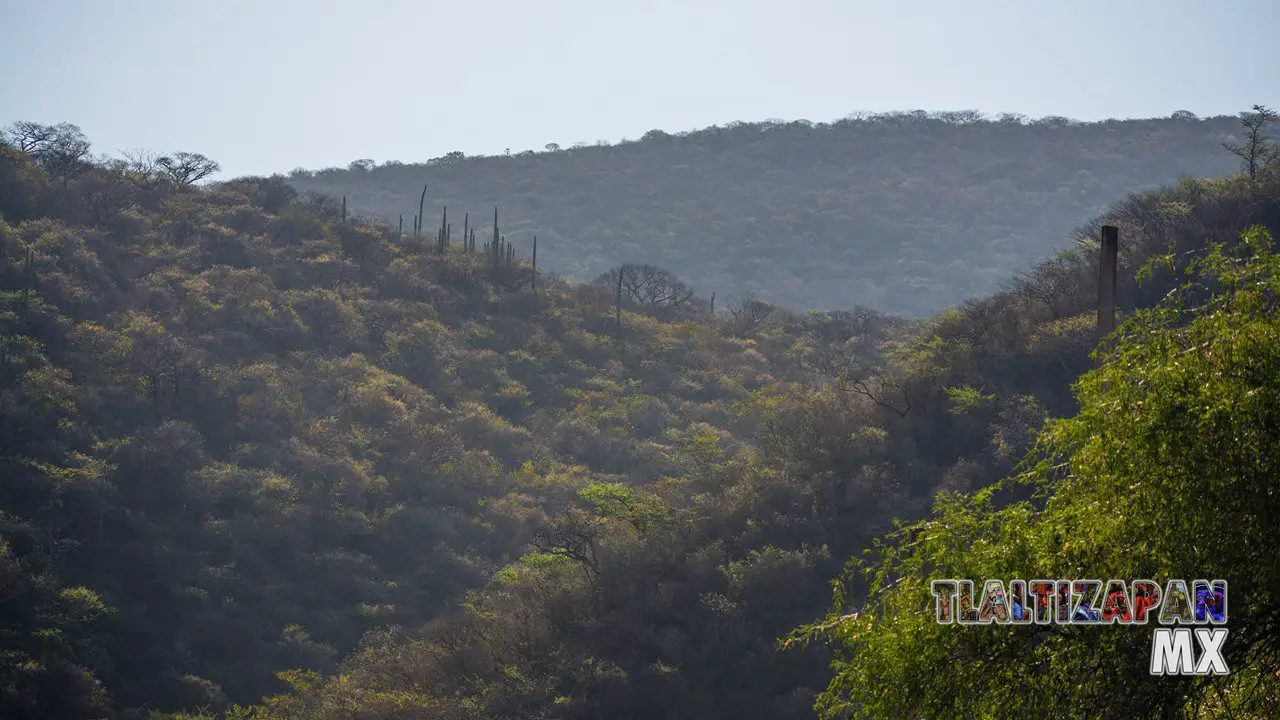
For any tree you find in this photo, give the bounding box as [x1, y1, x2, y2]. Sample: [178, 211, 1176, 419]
[530, 507, 603, 583]
[936, 110, 985, 125]
[1007, 251, 1086, 319]
[789, 227, 1280, 718]
[79, 165, 135, 225]
[2, 121, 92, 184]
[1222, 104, 1278, 180]
[157, 151, 220, 188]
[593, 263, 697, 318]
[110, 148, 168, 188]
[0, 140, 49, 222]
[726, 293, 776, 335]
[3, 121, 61, 153]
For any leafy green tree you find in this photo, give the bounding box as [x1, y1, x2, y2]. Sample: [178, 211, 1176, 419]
[789, 227, 1280, 719]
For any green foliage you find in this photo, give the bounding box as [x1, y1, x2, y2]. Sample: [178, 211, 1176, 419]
[578, 481, 666, 531]
[791, 227, 1280, 718]
[1, 114, 1277, 719]
[0, 121, 884, 717]
[943, 384, 994, 415]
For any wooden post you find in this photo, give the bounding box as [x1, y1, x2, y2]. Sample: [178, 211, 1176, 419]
[1097, 225, 1118, 357]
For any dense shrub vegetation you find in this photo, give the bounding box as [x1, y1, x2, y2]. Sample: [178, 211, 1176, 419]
[0, 107, 1276, 718]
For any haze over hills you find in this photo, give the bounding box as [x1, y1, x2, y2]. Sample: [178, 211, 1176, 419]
[4, 0, 1279, 715]
[2, 107, 1279, 718]
[288, 110, 1241, 316]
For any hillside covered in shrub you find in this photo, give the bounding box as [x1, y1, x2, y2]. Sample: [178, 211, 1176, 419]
[0, 109, 1277, 719]
[289, 111, 1242, 315]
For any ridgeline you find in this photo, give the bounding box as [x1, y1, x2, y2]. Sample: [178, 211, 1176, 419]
[289, 111, 1241, 316]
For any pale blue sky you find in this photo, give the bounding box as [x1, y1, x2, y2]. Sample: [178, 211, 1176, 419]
[2, 0, 1276, 178]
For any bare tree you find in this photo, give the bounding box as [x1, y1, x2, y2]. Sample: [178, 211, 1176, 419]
[829, 306, 887, 338]
[593, 263, 697, 318]
[157, 152, 220, 188]
[836, 369, 913, 418]
[119, 148, 163, 175]
[1008, 253, 1085, 320]
[99, 149, 169, 191]
[1223, 104, 1279, 181]
[530, 508, 603, 583]
[3, 121, 59, 153]
[726, 293, 776, 335]
[3, 121, 92, 183]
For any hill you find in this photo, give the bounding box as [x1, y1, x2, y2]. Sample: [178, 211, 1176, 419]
[287, 110, 1242, 316]
[0, 121, 902, 717]
[235, 136, 1280, 720]
[0, 111, 1277, 719]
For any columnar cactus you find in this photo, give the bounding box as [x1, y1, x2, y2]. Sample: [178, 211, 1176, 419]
[417, 184, 427, 239]
[492, 207, 500, 269]
[437, 206, 448, 254]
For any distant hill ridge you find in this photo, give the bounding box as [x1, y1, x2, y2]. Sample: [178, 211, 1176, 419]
[287, 110, 1241, 315]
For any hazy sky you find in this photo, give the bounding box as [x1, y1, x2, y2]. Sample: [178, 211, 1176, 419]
[3, 0, 1276, 178]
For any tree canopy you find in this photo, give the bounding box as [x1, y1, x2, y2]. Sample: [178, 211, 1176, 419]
[790, 225, 1280, 718]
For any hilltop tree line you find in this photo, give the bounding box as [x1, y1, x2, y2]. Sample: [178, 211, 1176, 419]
[290, 109, 1247, 316]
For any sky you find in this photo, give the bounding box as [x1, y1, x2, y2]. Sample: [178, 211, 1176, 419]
[2, 0, 1277, 178]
